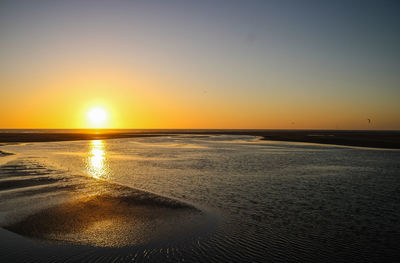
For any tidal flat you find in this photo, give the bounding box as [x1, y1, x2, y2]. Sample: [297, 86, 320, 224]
[1, 133, 400, 262]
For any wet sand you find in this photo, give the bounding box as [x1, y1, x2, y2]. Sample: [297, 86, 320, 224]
[0, 137, 212, 259]
[0, 150, 14, 156]
[1, 132, 399, 262]
[0, 130, 399, 148]
[0, 160, 206, 249]
[5, 193, 200, 247]
[169, 130, 400, 149]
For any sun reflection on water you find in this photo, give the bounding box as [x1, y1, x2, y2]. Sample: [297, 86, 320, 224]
[87, 140, 110, 179]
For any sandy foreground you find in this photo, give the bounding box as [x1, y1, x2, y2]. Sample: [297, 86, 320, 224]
[0, 130, 399, 261]
[0, 152, 213, 261]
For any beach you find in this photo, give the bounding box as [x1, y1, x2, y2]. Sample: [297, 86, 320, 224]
[1, 133, 400, 262]
[2, 0, 400, 261]
[0, 153, 207, 242]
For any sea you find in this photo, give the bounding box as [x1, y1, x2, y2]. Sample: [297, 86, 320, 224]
[1, 133, 400, 262]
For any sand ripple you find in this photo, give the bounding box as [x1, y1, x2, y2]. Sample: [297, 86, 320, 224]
[0, 159, 206, 247]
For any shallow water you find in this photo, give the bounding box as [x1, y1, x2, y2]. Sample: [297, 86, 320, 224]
[1, 135, 400, 262]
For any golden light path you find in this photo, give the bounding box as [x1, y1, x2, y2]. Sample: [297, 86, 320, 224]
[87, 140, 109, 179]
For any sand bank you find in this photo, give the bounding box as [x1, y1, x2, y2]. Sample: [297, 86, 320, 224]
[0, 160, 208, 248]
[0, 130, 399, 149]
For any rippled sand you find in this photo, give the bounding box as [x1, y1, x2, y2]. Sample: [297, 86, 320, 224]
[0, 160, 207, 249]
[1, 136, 400, 262]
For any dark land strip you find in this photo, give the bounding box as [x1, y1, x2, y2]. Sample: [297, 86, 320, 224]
[0, 130, 399, 149]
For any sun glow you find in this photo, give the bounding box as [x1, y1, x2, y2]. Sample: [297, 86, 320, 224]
[87, 107, 108, 128]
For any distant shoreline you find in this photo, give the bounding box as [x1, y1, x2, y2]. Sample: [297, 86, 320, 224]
[0, 130, 399, 149]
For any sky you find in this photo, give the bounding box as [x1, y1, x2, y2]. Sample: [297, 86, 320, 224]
[1, 0, 399, 129]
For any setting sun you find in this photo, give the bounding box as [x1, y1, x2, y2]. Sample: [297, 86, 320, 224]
[1, 1, 400, 262]
[87, 107, 108, 128]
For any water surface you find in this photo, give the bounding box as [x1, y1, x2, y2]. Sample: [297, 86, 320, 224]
[1, 135, 400, 262]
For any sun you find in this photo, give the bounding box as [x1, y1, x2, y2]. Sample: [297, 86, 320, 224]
[87, 107, 108, 128]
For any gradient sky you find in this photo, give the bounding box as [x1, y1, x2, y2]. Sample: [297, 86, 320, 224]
[1, 0, 399, 129]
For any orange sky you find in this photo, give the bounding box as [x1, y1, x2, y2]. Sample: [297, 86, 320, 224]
[1, 1, 399, 130]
